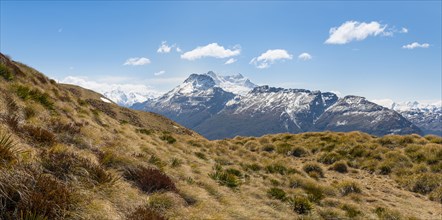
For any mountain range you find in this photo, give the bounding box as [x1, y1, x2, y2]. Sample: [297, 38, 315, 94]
[132, 71, 425, 139]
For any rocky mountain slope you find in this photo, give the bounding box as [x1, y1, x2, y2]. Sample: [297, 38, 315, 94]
[374, 100, 442, 136]
[135, 72, 422, 139]
[0, 54, 441, 219]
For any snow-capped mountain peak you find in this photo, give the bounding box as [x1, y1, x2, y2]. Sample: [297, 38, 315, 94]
[204, 71, 257, 95]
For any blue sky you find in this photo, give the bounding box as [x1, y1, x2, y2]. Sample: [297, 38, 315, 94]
[1, 1, 441, 102]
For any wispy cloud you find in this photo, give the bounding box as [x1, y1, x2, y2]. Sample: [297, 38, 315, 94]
[298, 52, 312, 61]
[225, 58, 237, 65]
[154, 70, 166, 76]
[181, 43, 241, 61]
[250, 49, 293, 69]
[176, 47, 182, 53]
[157, 41, 172, 53]
[325, 21, 387, 44]
[123, 57, 151, 66]
[402, 42, 430, 49]
[400, 27, 408, 33]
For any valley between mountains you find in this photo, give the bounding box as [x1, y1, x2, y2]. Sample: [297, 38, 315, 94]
[0, 54, 441, 220]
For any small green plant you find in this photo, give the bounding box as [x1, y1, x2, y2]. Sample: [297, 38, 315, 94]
[337, 181, 362, 196]
[265, 164, 290, 175]
[244, 163, 261, 172]
[303, 162, 324, 178]
[288, 196, 313, 214]
[267, 187, 286, 201]
[170, 158, 182, 167]
[340, 203, 361, 217]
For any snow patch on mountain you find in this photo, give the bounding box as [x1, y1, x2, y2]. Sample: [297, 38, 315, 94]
[206, 71, 257, 94]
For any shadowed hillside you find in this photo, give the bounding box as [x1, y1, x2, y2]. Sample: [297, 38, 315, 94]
[0, 54, 441, 220]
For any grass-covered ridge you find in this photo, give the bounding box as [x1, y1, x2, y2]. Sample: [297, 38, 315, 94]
[0, 53, 441, 219]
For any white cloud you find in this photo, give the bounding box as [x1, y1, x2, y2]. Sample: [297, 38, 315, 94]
[60, 76, 161, 98]
[176, 47, 182, 53]
[298, 52, 312, 61]
[154, 70, 166, 76]
[325, 21, 387, 44]
[181, 43, 241, 60]
[157, 41, 172, 53]
[250, 49, 293, 69]
[225, 58, 237, 65]
[402, 42, 430, 49]
[400, 27, 408, 33]
[123, 57, 151, 66]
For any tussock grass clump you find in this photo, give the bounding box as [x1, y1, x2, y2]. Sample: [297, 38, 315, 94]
[124, 166, 177, 194]
[209, 164, 241, 188]
[287, 196, 312, 214]
[303, 162, 324, 178]
[15, 85, 54, 110]
[42, 149, 118, 186]
[159, 133, 176, 144]
[330, 161, 348, 173]
[429, 186, 442, 203]
[267, 187, 286, 201]
[0, 132, 19, 164]
[291, 146, 309, 157]
[0, 166, 75, 220]
[336, 180, 362, 196]
[374, 207, 403, 220]
[318, 151, 342, 165]
[127, 205, 165, 220]
[0, 63, 14, 81]
[290, 175, 328, 203]
[407, 173, 441, 194]
[136, 128, 153, 135]
[22, 125, 56, 146]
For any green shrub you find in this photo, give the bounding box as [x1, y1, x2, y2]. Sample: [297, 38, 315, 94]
[336, 181, 362, 196]
[377, 162, 393, 175]
[124, 166, 177, 193]
[0, 63, 13, 81]
[330, 161, 348, 173]
[318, 152, 342, 165]
[288, 196, 312, 214]
[291, 146, 309, 157]
[267, 187, 286, 201]
[225, 168, 242, 177]
[303, 162, 324, 178]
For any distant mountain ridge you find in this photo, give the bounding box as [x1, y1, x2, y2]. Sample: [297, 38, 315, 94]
[132, 71, 422, 139]
[373, 100, 442, 136]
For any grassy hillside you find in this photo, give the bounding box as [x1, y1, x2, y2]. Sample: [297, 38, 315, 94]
[0, 53, 441, 220]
